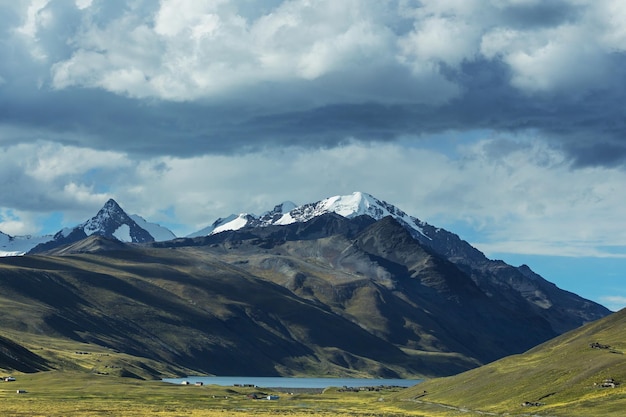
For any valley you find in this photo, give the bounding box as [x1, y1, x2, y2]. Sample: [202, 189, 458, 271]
[0, 193, 620, 415]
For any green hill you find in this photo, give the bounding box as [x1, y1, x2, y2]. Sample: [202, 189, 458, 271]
[396, 308, 626, 416]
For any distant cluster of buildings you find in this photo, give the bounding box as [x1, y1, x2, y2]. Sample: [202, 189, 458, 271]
[178, 380, 280, 400]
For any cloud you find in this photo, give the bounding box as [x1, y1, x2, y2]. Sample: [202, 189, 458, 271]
[0, 141, 128, 220]
[3, 137, 626, 263]
[599, 296, 626, 312]
[452, 137, 626, 255]
[0, 0, 624, 169]
[2, 0, 626, 251]
[45, 0, 419, 100]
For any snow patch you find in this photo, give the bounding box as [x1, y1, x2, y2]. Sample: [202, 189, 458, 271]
[213, 214, 252, 234]
[113, 224, 131, 242]
[0, 251, 25, 257]
[0, 232, 54, 257]
[130, 214, 176, 242]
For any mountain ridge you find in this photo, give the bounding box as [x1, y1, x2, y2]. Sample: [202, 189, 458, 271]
[151, 212, 607, 352]
[0, 192, 612, 330]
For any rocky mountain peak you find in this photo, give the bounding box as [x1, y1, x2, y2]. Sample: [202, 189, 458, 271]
[83, 199, 130, 236]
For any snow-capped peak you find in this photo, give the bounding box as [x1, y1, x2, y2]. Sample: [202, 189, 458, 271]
[6, 199, 178, 255]
[66, 198, 155, 244]
[189, 192, 429, 240]
[82, 199, 126, 237]
[272, 192, 411, 225]
[273, 192, 422, 237]
[311, 192, 393, 219]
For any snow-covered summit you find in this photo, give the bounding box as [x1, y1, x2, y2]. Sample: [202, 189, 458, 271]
[271, 192, 429, 239]
[0, 199, 178, 256]
[82, 199, 132, 239]
[271, 192, 408, 224]
[190, 192, 429, 240]
[71, 200, 174, 243]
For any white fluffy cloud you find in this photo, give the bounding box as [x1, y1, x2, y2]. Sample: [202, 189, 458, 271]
[44, 0, 413, 100]
[4, 0, 619, 101]
[482, 24, 610, 92]
[0, 141, 129, 233]
[600, 296, 626, 312]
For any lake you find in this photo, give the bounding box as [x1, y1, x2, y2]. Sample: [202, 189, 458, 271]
[162, 376, 422, 389]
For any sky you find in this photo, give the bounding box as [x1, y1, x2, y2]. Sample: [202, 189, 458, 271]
[1, 0, 626, 311]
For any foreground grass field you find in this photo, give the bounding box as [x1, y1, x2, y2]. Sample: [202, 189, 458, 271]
[0, 330, 474, 416]
[0, 370, 449, 417]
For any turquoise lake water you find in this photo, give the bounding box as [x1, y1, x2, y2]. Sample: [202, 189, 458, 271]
[162, 376, 422, 389]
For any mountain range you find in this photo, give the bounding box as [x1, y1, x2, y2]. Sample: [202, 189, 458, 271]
[2, 192, 423, 255]
[0, 192, 612, 378]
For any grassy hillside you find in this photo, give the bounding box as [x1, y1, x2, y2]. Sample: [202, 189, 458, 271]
[0, 329, 196, 380]
[396, 308, 626, 416]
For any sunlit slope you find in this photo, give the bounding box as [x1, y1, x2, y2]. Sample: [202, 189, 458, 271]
[397, 308, 626, 416]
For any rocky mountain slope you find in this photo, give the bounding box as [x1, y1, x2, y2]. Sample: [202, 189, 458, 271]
[181, 192, 609, 335]
[0, 236, 425, 378]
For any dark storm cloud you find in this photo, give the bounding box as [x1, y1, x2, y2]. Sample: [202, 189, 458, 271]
[3, 65, 626, 168]
[498, 0, 582, 29]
